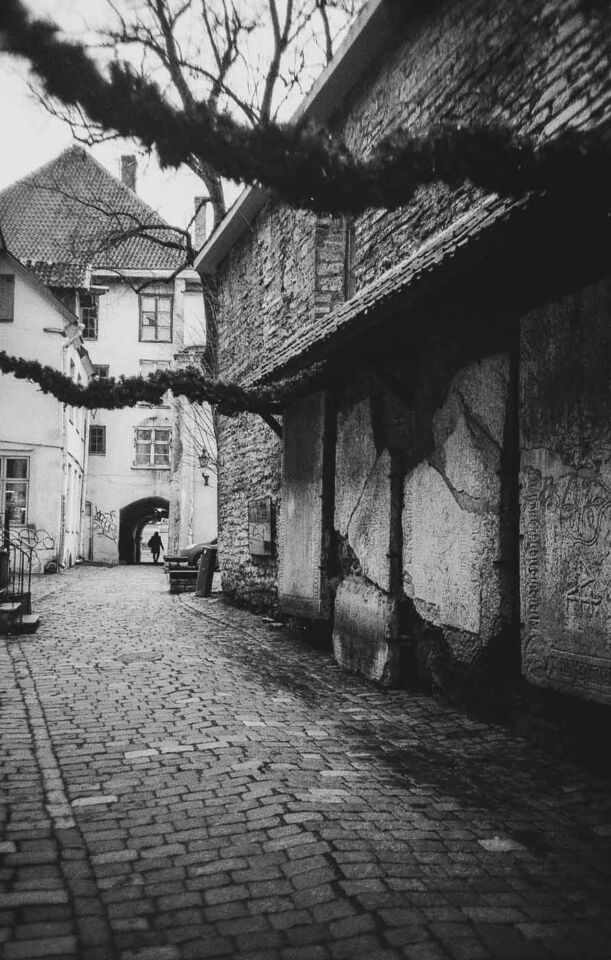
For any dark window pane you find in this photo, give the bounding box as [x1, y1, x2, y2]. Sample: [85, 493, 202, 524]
[6, 459, 28, 479]
[89, 426, 106, 454]
[0, 274, 15, 322]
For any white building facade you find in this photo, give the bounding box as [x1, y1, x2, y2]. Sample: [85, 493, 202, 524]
[82, 269, 216, 564]
[0, 249, 92, 571]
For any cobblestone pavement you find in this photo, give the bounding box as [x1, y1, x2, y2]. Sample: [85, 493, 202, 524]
[2, 565, 611, 960]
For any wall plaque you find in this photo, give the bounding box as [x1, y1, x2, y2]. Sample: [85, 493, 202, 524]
[248, 495, 274, 556]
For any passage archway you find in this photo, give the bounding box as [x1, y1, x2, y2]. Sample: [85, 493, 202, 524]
[118, 497, 169, 564]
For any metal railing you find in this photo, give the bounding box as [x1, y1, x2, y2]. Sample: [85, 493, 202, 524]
[1, 528, 35, 635]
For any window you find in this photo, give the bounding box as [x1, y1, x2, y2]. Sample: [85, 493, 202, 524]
[139, 293, 173, 342]
[92, 365, 109, 380]
[0, 457, 28, 524]
[134, 427, 171, 467]
[0, 274, 15, 322]
[80, 292, 98, 339]
[69, 359, 75, 423]
[89, 425, 106, 455]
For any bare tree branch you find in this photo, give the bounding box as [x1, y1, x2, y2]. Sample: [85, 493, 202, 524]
[3, 0, 606, 222]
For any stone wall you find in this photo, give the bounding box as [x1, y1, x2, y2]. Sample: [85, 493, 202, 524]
[216, 206, 318, 382]
[342, 0, 610, 291]
[217, 410, 282, 611]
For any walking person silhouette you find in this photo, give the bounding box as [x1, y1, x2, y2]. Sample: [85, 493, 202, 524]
[148, 531, 164, 564]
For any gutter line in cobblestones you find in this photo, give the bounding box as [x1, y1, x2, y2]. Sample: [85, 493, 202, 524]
[5, 638, 119, 959]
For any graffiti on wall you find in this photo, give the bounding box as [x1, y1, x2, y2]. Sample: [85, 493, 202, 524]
[17, 527, 56, 559]
[93, 507, 118, 542]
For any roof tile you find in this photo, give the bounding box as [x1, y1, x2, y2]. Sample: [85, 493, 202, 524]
[0, 147, 185, 274]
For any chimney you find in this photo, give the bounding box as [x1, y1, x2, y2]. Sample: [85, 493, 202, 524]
[193, 196, 208, 251]
[120, 155, 137, 192]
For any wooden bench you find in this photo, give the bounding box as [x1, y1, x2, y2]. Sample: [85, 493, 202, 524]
[163, 555, 191, 572]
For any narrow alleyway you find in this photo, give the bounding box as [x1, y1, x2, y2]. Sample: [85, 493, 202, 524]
[1, 567, 611, 960]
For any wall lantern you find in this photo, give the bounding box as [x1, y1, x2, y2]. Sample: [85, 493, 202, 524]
[198, 450, 210, 486]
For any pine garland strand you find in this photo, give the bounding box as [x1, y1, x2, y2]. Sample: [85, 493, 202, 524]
[0, 350, 326, 416]
[1, 0, 609, 215]
[0, 351, 277, 414]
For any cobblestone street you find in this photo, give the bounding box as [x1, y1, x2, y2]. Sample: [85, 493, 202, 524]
[1, 565, 611, 960]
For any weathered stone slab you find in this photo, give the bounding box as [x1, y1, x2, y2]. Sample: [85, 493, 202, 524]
[279, 391, 331, 618]
[402, 356, 508, 643]
[403, 462, 485, 636]
[335, 397, 392, 592]
[520, 281, 611, 704]
[332, 576, 399, 684]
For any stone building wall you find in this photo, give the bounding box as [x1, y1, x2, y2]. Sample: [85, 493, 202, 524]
[342, 0, 610, 291]
[217, 410, 282, 611]
[212, 0, 610, 688]
[216, 206, 317, 382]
[215, 206, 347, 606]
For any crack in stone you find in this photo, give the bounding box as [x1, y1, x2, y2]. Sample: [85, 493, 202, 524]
[430, 461, 494, 516]
[345, 455, 383, 541]
[455, 383, 505, 453]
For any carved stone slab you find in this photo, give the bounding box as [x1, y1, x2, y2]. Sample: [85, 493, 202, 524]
[520, 281, 611, 704]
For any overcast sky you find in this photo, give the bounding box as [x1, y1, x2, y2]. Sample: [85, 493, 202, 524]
[0, 0, 234, 230]
[0, 0, 356, 233]
[0, 52, 216, 229]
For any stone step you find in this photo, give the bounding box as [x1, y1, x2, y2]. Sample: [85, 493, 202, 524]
[15, 614, 40, 634]
[0, 602, 23, 634]
[0, 602, 22, 616]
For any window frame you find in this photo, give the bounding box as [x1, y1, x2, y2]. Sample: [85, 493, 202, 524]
[80, 292, 99, 340]
[0, 274, 15, 322]
[68, 359, 76, 423]
[0, 456, 29, 525]
[133, 426, 171, 469]
[89, 425, 106, 456]
[92, 365, 110, 380]
[139, 293, 173, 343]
[139, 359, 171, 377]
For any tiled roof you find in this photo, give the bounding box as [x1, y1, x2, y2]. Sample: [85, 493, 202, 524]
[250, 193, 530, 385]
[0, 147, 185, 276]
[22, 260, 90, 289]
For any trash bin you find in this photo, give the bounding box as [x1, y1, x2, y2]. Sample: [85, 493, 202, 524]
[194, 546, 217, 598]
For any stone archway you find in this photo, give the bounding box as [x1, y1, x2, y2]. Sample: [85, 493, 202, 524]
[118, 497, 169, 564]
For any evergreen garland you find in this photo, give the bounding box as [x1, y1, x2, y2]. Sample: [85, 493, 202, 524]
[0, 350, 325, 416]
[2, 0, 609, 216]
